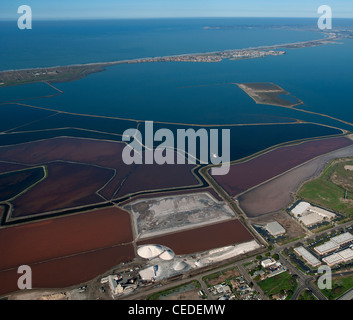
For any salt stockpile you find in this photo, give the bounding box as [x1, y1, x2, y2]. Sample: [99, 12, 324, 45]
[137, 245, 164, 259]
[160, 250, 174, 261]
[173, 261, 188, 271]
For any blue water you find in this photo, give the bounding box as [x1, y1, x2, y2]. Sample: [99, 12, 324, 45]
[0, 18, 325, 70]
[1, 17, 353, 155]
[12, 38, 353, 129]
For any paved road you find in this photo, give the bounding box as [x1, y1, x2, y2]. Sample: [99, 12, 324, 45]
[122, 204, 353, 301]
[236, 260, 269, 300]
[277, 252, 327, 300]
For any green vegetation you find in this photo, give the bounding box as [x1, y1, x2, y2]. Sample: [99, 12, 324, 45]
[312, 222, 333, 233]
[147, 280, 201, 300]
[297, 289, 318, 300]
[298, 158, 353, 219]
[243, 261, 254, 268]
[202, 272, 221, 287]
[257, 272, 298, 300]
[0, 66, 104, 87]
[202, 266, 240, 288]
[320, 274, 353, 300]
[277, 235, 305, 246]
[272, 253, 279, 261]
[221, 266, 239, 280]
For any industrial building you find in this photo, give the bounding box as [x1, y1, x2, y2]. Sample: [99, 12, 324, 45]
[337, 248, 353, 262]
[265, 221, 285, 237]
[291, 201, 336, 227]
[322, 253, 343, 267]
[291, 201, 310, 217]
[294, 246, 321, 267]
[314, 240, 340, 255]
[314, 232, 353, 255]
[261, 258, 277, 268]
[299, 213, 326, 227]
[331, 232, 353, 246]
[314, 248, 353, 267]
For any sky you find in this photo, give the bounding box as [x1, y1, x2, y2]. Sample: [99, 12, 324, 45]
[1, 0, 353, 20]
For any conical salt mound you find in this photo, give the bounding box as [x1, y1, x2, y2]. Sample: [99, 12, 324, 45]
[160, 250, 174, 261]
[173, 261, 187, 271]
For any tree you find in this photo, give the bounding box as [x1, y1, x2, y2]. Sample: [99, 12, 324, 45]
[272, 253, 279, 261]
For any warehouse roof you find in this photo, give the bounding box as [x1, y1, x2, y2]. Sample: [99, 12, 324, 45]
[299, 213, 323, 226]
[314, 240, 340, 255]
[331, 232, 353, 245]
[309, 207, 336, 219]
[291, 202, 310, 217]
[337, 248, 353, 262]
[266, 221, 285, 236]
[323, 253, 343, 266]
[294, 246, 321, 267]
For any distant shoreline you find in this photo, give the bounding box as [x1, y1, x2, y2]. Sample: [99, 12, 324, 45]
[0, 30, 339, 88]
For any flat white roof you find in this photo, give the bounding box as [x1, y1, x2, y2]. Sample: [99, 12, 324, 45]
[266, 221, 285, 236]
[323, 253, 343, 266]
[261, 258, 276, 267]
[309, 207, 336, 219]
[331, 232, 353, 245]
[337, 248, 353, 262]
[294, 246, 321, 267]
[299, 213, 323, 226]
[291, 201, 310, 217]
[314, 240, 340, 255]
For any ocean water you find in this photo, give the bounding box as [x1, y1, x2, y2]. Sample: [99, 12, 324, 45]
[1, 18, 353, 157]
[0, 18, 325, 70]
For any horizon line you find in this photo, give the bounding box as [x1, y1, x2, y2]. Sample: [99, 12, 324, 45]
[2, 16, 353, 21]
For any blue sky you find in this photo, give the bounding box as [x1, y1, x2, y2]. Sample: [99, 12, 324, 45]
[1, 0, 353, 20]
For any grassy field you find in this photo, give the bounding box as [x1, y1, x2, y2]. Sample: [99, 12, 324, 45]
[202, 266, 240, 287]
[297, 289, 318, 300]
[298, 158, 353, 219]
[147, 280, 201, 300]
[320, 274, 353, 300]
[257, 271, 297, 299]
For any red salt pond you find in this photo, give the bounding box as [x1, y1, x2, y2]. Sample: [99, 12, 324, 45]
[138, 219, 254, 255]
[212, 137, 353, 196]
[0, 207, 135, 296]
